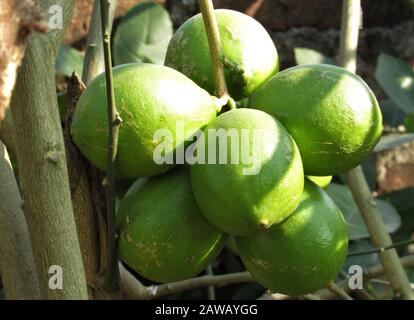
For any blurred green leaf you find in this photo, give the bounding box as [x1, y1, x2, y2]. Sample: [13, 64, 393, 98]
[326, 183, 401, 240]
[380, 99, 405, 127]
[55, 44, 84, 77]
[361, 158, 377, 191]
[344, 239, 379, 270]
[113, 2, 173, 65]
[294, 47, 336, 66]
[404, 113, 414, 132]
[374, 53, 414, 114]
[382, 188, 414, 243]
[373, 133, 414, 153]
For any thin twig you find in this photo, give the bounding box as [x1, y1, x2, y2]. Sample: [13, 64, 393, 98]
[338, 0, 414, 300]
[206, 265, 216, 300]
[317, 255, 414, 299]
[327, 281, 353, 300]
[121, 255, 414, 300]
[197, 0, 229, 100]
[347, 239, 414, 257]
[99, 0, 122, 296]
[120, 263, 253, 299]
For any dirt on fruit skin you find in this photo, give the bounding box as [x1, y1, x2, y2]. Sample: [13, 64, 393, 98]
[117, 167, 227, 283]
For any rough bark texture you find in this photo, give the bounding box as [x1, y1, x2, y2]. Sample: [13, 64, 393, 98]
[64, 75, 100, 296]
[64, 0, 119, 299]
[10, 0, 88, 299]
[0, 141, 40, 299]
[0, 0, 46, 121]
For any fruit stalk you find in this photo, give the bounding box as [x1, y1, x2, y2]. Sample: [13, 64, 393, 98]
[99, 0, 122, 295]
[339, 0, 414, 300]
[197, 0, 230, 101]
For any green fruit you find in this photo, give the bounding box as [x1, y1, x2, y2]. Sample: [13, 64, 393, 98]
[165, 9, 278, 100]
[248, 64, 383, 176]
[71, 63, 217, 178]
[236, 181, 348, 296]
[118, 167, 227, 283]
[306, 175, 332, 188]
[191, 109, 304, 236]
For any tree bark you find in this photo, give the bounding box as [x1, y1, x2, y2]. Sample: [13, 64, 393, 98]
[0, 141, 40, 299]
[0, 0, 46, 121]
[0, 110, 16, 155]
[64, 0, 119, 299]
[10, 0, 88, 299]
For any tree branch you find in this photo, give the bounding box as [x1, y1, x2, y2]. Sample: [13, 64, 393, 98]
[121, 255, 414, 300]
[0, 0, 46, 121]
[9, 0, 88, 299]
[82, 0, 117, 85]
[120, 263, 254, 300]
[0, 110, 16, 155]
[64, 0, 118, 299]
[99, 0, 121, 298]
[326, 282, 353, 300]
[0, 141, 40, 299]
[338, 0, 414, 300]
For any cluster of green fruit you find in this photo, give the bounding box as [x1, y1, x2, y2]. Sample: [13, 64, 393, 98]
[71, 10, 382, 295]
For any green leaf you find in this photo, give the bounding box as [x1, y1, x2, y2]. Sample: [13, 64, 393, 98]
[294, 47, 336, 66]
[374, 53, 414, 114]
[373, 133, 414, 153]
[344, 239, 379, 270]
[404, 114, 414, 133]
[326, 183, 401, 240]
[380, 99, 405, 127]
[55, 44, 84, 77]
[113, 2, 173, 65]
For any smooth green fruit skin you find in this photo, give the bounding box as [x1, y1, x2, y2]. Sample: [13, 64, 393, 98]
[165, 9, 279, 100]
[248, 64, 383, 176]
[236, 181, 348, 296]
[71, 63, 217, 178]
[191, 109, 304, 236]
[306, 175, 332, 188]
[117, 167, 227, 283]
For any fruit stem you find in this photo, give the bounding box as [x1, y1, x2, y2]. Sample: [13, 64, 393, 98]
[99, 0, 122, 296]
[339, 0, 414, 300]
[197, 0, 230, 101]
